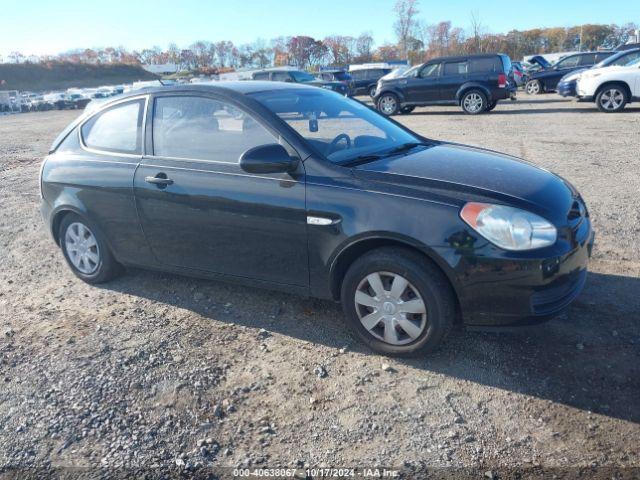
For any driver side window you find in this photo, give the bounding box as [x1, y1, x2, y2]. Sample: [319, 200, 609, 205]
[557, 56, 580, 68]
[152, 96, 276, 162]
[419, 63, 441, 78]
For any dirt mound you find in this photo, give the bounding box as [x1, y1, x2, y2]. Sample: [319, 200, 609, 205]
[0, 62, 159, 91]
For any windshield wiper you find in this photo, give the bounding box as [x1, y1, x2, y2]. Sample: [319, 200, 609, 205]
[384, 142, 428, 156]
[340, 154, 383, 167]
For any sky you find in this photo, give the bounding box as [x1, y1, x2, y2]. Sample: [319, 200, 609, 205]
[1, 0, 639, 58]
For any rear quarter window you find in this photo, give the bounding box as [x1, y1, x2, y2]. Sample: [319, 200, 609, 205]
[80, 99, 144, 155]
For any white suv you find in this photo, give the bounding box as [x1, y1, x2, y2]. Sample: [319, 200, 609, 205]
[576, 58, 640, 112]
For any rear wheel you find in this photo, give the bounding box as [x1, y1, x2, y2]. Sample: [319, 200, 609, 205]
[461, 90, 487, 115]
[377, 93, 400, 115]
[526, 79, 542, 95]
[595, 85, 628, 112]
[340, 247, 455, 356]
[59, 213, 122, 284]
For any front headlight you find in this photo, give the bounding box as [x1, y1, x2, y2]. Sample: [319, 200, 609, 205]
[461, 202, 557, 251]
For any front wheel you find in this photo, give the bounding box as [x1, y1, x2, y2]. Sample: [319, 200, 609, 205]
[526, 79, 542, 95]
[341, 247, 455, 356]
[377, 93, 400, 115]
[461, 90, 487, 114]
[59, 213, 122, 284]
[595, 85, 628, 112]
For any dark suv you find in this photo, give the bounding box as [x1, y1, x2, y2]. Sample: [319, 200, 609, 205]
[525, 51, 614, 95]
[374, 54, 516, 115]
[250, 68, 349, 95]
[317, 69, 354, 95]
[349, 67, 393, 97]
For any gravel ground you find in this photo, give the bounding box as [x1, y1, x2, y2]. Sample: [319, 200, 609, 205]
[0, 95, 639, 479]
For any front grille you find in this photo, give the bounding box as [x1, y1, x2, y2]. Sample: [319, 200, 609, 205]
[530, 269, 587, 315]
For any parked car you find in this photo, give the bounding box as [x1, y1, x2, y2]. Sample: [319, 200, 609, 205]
[374, 54, 516, 115]
[43, 92, 73, 110]
[511, 61, 528, 87]
[316, 69, 354, 95]
[525, 51, 614, 95]
[575, 58, 640, 112]
[558, 48, 640, 97]
[615, 42, 640, 51]
[40, 82, 594, 355]
[349, 66, 393, 97]
[67, 93, 92, 109]
[250, 68, 349, 95]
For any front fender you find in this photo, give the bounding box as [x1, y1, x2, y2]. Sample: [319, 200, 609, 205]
[375, 86, 408, 103]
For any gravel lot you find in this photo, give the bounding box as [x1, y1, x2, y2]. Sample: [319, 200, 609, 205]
[1, 95, 639, 479]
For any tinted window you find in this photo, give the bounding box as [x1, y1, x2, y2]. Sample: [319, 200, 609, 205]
[81, 99, 143, 154]
[152, 96, 276, 162]
[579, 54, 597, 65]
[557, 55, 581, 68]
[333, 72, 351, 81]
[615, 51, 640, 65]
[419, 63, 441, 78]
[469, 57, 499, 73]
[350, 70, 365, 80]
[443, 61, 468, 75]
[253, 72, 269, 80]
[272, 71, 291, 82]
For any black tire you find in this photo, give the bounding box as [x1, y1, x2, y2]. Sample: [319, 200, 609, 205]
[369, 85, 378, 98]
[460, 89, 487, 115]
[340, 247, 455, 357]
[485, 100, 498, 112]
[377, 93, 400, 116]
[59, 213, 122, 284]
[526, 79, 543, 95]
[595, 84, 628, 113]
[400, 106, 415, 114]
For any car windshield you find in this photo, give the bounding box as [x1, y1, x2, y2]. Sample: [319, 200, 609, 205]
[401, 65, 421, 77]
[249, 88, 422, 165]
[290, 71, 316, 83]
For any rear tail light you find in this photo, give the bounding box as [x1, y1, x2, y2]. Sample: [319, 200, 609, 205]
[498, 73, 507, 88]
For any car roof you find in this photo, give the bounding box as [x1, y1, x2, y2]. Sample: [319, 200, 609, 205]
[425, 53, 505, 63]
[113, 81, 317, 100]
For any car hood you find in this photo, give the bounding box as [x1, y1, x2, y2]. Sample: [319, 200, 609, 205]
[527, 55, 552, 69]
[352, 143, 575, 224]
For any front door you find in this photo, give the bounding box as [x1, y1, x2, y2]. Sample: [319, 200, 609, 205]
[133, 93, 308, 287]
[404, 63, 442, 103]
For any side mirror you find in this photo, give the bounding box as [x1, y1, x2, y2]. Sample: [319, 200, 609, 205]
[239, 143, 297, 174]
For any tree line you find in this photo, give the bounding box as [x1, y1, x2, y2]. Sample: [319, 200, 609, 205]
[2, 0, 638, 71]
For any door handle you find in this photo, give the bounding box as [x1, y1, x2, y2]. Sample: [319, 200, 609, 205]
[145, 174, 173, 186]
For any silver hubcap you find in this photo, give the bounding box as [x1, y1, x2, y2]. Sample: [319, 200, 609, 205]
[379, 96, 396, 114]
[600, 89, 624, 110]
[355, 272, 427, 346]
[64, 222, 100, 274]
[463, 93, 483, 113]
[527, 82, 540, 94]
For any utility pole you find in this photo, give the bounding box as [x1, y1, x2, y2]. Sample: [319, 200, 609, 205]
[579, 25, 583, 52]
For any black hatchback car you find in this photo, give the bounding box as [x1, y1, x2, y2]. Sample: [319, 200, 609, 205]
[374, 54, 516, 115]
[40, 83, 593, 356]
[525, 51, 614, 95]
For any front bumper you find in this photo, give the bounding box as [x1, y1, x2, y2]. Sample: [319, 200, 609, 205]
[557, 80, 577, 97]
[445, 217, 594, 327]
